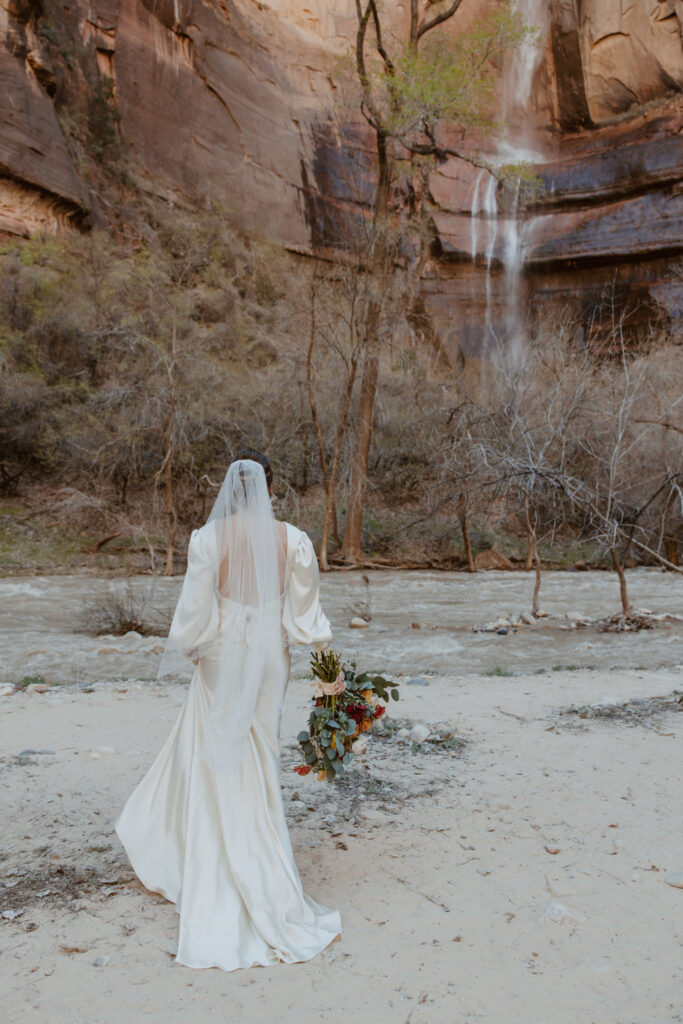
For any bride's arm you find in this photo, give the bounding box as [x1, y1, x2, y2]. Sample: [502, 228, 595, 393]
[167, 528, 220, 660]
[282, 530, 332, 651]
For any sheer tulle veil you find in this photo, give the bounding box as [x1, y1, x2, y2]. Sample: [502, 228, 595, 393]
[157, 458, 284, 771]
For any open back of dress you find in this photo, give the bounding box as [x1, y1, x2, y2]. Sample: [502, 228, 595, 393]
[114, 465, 341, 971]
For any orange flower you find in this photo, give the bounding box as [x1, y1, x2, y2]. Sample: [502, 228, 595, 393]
[293, 764, 312, 776]
[317, 769, 327, 781]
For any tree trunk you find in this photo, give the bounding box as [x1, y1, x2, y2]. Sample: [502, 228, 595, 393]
[164, 407, 175, 576]
[458, 503, 475, 573]
[664, 536, 679, 567]
[340, 132, 391, 563]
[340, 349, 379, 562]
[320, 350, 358, 570]
[610, 547, 631, 616]
[306, 294, 339, 546]
[524, 495, 537, 570]
[531, 546, 542, 617]
[163, 317, 177, 576]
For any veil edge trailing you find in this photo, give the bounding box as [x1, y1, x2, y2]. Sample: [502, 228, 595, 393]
[156, 459, 283, 771]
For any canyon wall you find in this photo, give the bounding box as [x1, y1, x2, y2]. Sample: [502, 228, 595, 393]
[419, 0, 683, 351]
[1, 0, 682, 347]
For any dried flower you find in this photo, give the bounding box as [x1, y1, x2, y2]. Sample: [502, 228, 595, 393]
[299, 649, 400, 782]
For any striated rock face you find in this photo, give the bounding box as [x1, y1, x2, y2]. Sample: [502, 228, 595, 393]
[427, 97, 683, 350]
[0, 0, 682, 346]
[0, 0, 87, 234]
[0, 0, 355, 240]
[418, 0, 683, 354]
[579, 0, 683, 120]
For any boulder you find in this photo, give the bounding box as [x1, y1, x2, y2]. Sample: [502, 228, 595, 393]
[409, 723, 430, 744]
[473, 549, 515, 571]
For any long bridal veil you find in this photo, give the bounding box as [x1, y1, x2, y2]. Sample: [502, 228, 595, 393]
[157, 458, 285, 772]
[116, 455, 343, 970]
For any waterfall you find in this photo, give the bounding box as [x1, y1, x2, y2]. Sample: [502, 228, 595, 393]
[483, 173, 499, 336]
[469, 0, 549, 344]
[470, 170, 483, 262]
[503, 180, 522, 336]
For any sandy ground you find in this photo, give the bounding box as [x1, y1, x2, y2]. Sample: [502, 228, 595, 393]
[2, 663, 683, 1024]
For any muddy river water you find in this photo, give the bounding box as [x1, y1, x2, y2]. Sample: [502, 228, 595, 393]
[0, 568, 681, 686]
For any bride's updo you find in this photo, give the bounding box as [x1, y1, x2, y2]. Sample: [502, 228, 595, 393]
[235, 448, 273, 489]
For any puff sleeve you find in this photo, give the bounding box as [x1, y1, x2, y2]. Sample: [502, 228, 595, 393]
[282, 529, 332, 651]
[167, 528, 220, 660]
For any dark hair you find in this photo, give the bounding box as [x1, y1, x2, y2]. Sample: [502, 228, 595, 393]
[235, 448, 273, 488]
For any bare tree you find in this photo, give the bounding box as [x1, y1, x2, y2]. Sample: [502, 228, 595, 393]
[471, 326, 591, 615]
[337, 0, 535, 562]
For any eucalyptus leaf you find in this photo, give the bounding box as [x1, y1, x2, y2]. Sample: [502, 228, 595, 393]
[391, 689, 400, 701]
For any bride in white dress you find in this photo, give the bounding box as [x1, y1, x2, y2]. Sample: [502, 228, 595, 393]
[115, 454, 342, 971]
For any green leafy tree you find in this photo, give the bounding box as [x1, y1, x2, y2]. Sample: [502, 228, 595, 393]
[339, 0, 538, 563]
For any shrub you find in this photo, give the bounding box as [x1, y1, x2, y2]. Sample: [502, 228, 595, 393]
[81, 581, 169, 636]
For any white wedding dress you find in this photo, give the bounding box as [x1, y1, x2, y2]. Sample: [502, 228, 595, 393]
[115, 514, 342, 971]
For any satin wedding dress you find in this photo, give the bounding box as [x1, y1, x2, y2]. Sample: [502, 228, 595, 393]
[115, 474, 341, 971]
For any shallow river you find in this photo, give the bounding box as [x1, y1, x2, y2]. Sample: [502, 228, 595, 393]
[0, 568, 681, 686]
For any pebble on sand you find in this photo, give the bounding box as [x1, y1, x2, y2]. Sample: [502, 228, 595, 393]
[539, 901, 586, 924]
[349, 617, 369, 629]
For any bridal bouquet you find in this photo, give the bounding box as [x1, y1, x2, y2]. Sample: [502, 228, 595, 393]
[294, 649, 399, 782]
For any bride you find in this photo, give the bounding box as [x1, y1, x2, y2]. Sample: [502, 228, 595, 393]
[115, 452, 342, 971]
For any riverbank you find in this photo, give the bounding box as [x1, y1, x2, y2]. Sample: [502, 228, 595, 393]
[2, 664, 682, 1023]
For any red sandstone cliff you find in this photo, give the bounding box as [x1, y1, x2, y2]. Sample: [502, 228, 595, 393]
[1, 0, 682, 343]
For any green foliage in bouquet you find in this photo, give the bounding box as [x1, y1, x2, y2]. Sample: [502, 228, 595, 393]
[294, 649, 399, 783]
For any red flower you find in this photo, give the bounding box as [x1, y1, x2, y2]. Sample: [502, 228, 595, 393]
[294, 765, 312, 775]
[347, 703, 367, 724]
[373, 704, 386, 719]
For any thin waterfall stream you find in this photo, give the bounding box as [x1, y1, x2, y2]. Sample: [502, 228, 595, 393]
[469, 0, 550, 344]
